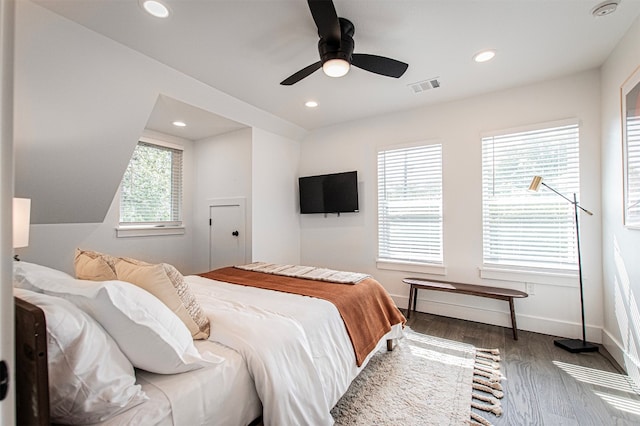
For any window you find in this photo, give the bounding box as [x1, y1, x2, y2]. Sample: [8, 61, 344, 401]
[627, 113, 640, 226]
[481, 120, 579, 271]
[377, 143, 443, 267]
[119, 140, 183, 230]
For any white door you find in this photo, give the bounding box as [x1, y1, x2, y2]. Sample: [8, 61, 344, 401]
[209, 203, 246, 270]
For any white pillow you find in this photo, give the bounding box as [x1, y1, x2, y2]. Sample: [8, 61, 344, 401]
[13, 261, 75, 292]
[14, 261, 223, 374]
[13, 288, 147, 424]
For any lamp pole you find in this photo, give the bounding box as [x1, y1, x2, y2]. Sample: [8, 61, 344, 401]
[528, 177, 597, 353]
[551, 191, 597, 353]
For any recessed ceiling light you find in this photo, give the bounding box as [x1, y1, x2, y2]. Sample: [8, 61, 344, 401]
[172, 121, 186, 127]
[141, 0, 170, 18]
[305, 101, 318, 108]
[473, 50, 496, 63]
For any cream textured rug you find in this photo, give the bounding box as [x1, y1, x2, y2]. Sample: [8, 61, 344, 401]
[331, 329, 504, 426]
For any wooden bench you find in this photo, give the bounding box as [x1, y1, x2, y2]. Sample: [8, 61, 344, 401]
[402, 278, 528, 340]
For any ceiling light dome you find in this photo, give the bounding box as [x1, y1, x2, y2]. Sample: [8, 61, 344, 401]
[322, 59, 350, 78]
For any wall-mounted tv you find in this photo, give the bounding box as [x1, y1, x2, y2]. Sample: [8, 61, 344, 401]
[299, 171, 359, 214]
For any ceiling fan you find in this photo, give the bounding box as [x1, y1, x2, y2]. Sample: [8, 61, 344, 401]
[280, 0, 409, 85]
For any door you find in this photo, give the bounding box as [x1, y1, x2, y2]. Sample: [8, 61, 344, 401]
[209, 202, 246, 270]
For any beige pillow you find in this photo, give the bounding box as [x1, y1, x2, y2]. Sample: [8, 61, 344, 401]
[114, 260, 210, 340]
[74, 249, 118, 281]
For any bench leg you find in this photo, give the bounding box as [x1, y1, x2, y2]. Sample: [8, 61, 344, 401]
[407, 285, 414, 319]
[509, 297, 518, 340]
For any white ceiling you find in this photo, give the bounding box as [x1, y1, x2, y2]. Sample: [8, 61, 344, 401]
[146, 95, 247, 140]
[33, 0, 640, 136]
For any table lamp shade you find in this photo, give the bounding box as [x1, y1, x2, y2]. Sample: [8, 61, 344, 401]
[13, 198, 31, 249]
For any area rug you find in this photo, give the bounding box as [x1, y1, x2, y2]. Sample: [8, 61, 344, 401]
[331, 328, 504, 426]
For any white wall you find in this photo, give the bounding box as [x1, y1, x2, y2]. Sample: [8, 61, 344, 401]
[13, 1, 304, 226]
[600, 15, 640, 383]
[192, 128, 253, 273]
[300, 70, 603, 341]
[13, 2, 304, 274]
[0, 0, 15, 422]
[251, 128, 301, 264]
[21, 130, 196, 275]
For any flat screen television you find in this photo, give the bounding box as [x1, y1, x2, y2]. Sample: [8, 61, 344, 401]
[299, 171, 359, 214]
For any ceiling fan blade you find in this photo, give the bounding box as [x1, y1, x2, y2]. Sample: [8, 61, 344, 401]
[280, 61, 322, 85]
[307, 0, 340, 43]
[352, 54, 408, 78]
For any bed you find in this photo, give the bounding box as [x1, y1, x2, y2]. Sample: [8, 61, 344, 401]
[13, 257, 405, 426]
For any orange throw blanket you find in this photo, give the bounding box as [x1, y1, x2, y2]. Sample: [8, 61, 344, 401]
[199, 267, 406, 366]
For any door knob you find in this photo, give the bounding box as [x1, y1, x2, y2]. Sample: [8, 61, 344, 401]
[232, 230, 239, 237]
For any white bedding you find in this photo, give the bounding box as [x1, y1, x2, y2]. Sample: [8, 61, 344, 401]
[96, 273, 403, 426]
[99, 340, 261, 426]
[185, 275, 404, 426]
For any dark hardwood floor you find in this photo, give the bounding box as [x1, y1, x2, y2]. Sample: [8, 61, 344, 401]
[405, 310, 640, 426]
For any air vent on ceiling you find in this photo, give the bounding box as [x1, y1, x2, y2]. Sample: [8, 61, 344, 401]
[408, 78, 440, 94]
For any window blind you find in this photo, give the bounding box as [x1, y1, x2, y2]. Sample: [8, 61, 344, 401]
[377, 143, 443, 264]
[626, 115, 640, 226]
[482, 122, 580, 270]
[120, 141, 183, 226]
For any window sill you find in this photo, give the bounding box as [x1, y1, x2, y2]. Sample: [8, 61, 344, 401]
[116, 225, 185, 238]
[479, 266, 578, 287]
[377, 259, 447, 275]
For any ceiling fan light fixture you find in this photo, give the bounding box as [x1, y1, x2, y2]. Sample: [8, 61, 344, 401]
[141, 0, 170, 18]
[322, 59, 350, 78]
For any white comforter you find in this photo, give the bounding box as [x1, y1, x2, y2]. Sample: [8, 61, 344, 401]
[185, 275, 403, 426]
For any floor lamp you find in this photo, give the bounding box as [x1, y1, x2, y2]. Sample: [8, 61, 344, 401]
[528, 176, 598, 353]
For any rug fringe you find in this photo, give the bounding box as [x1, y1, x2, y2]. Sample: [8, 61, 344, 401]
[474, 376, 503, 391]
[475, 351, 501, 362]
[469, 411, 493, 426]
[475, 363, 500, 374]
[473, 367, 503, 382]
[468, 417, 493, 426]
[470, 347, 503, 426]
[473, 382, 504, 398]
[475, 358, 501, 370]
[472, 399, 503, 416]
[477, 347, 500, 355]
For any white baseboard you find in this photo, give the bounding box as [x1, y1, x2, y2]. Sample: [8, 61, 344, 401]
[390, 293, 602, 343]
[602, 329, 640, 388]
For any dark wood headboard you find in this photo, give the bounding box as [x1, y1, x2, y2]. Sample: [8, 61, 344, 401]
[14, 297, 50, 426]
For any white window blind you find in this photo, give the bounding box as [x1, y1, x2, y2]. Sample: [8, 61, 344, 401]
[377, 143, 443, 264]
[482, 121, 580, 270]
[625, 114, 640, 226]
[120, 141, 183, 226]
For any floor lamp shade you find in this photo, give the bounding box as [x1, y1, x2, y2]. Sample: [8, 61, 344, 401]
[528, 176, 543, 192]
[13, 198, 31, 249]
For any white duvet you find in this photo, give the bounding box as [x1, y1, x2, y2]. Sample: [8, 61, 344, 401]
[185, 275, 403, 426]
